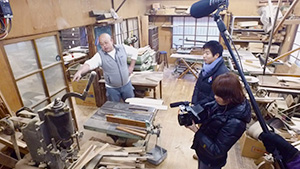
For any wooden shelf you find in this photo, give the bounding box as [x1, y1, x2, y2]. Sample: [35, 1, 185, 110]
[233, 28, 265, 32]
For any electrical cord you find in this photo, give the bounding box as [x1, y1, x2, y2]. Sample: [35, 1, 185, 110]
[0, 18, 12, 40]
[225, 32, 244, 71]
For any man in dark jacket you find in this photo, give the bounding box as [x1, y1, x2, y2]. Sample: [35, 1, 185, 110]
[191, 40, 228, 106]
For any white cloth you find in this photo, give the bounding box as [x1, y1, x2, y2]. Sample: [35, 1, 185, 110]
[85, 44, 138, 70]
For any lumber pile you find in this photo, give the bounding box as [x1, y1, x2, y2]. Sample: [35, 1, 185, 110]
[74, 140, 151, 169]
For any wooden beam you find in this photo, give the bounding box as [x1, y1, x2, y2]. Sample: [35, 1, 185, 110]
[267, 47, 300, 65]
[273, 0, 299, 35]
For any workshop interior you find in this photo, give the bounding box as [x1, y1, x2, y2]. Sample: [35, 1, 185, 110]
[1, 0, 300, 169]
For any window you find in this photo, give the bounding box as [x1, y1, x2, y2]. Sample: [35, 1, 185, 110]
[4, 34, 71, 109]
[114, 17, 140, 48]
[289, 25, 300, 64]
[172, 16, 219, 48]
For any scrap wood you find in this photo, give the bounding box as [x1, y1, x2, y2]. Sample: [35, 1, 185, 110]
[0, 135, 28, 154]
[104, 146, 146, 154]
[106, 115, 146, 128]
[71, 143, 109, 169]
[101, 156, 149, 163]
[116, 126, 146, 138]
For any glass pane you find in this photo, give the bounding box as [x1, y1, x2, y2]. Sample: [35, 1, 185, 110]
[128, 19, 134, 30]
[185, 17, 196, 26]
[50, 90, 71, 107]
[207, 36, 219, 41]
[294, 32, 300, 46]
[173, 36, 184, 48]
[17, 73, 46, 108]
[208, 27, 219, 36]
[44, 64, 66, 95]
[133, 19, 138, 29]
[36, 36, 60, 68]
[121, 21, 127, 32]
[173, 17, 184, 26]
[33, 101, 49, 112]
[197, 17, 209, 26]
[196, 27, 208, 35]
[184, 26, 196, 35]
[208, 17, 217, 26]
[4, 41, 39, 79]
[173, 26, 184, 35]
[196, 36, 208, 44]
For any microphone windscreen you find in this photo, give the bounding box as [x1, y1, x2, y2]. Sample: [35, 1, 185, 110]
[190, 0, 219, 18]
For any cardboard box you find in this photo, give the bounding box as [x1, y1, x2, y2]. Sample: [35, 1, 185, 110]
[71, 78, 96, 106]
[239, 132, 266, 159]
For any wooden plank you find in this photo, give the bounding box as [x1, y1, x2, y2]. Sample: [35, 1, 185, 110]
[72, 143, 109, 169]
[273, 0, 299, 35]
[116, 126, 146, 138]
[106, 115, 146, 128]
[267, 47, 300, 65]
[0, 136, 27, 149]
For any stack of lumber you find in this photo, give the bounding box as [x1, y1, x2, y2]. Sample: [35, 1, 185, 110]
[74, 140, 151, 169]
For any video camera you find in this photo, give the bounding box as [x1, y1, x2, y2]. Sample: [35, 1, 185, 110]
[170, 101, 205, 126]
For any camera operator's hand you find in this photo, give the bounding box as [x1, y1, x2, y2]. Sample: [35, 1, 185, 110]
[259, 132, 299, 162]
[185, 120, 199, 133]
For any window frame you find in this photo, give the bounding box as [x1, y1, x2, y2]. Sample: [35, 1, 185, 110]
[172, 16, 220, 49]
[114, 17, 140, 48]
[2, 32, 72, 110]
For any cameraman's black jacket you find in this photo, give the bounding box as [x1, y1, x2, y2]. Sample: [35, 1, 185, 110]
[191, 99, 251, 167]
[191, 58, 228, 106]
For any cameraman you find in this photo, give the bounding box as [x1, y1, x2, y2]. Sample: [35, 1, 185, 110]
[186, 72, 251, 169]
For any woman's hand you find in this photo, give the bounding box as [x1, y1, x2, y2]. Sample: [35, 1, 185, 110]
[185, 120, 199, 133]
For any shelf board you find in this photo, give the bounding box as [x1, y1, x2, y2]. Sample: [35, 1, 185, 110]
[233, 28, 264, 32]
[233, 40, 262, 43]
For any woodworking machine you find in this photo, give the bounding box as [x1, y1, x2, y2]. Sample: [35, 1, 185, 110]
[0, 71, 96, 169]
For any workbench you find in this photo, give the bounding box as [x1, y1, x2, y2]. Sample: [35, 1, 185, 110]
[170, 54, 203, 79]
[98, 71, 163, 106]
[83, 101, 157, 140]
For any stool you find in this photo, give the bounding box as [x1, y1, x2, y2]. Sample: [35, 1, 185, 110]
[159, 51, 168, 68]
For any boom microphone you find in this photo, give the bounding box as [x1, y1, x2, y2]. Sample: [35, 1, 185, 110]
[190, 0, 228, 18]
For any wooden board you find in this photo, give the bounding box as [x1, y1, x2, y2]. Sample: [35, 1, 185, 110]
[83, 101, 156, 140]
[106, 115, 146, 128]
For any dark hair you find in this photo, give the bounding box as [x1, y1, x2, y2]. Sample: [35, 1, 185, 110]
[203, 40, 223, 57]
[212, 72, 245, 105]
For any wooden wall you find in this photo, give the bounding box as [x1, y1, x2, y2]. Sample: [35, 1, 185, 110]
[0, 0, 147, 112]
[146, 0, 300, 63]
